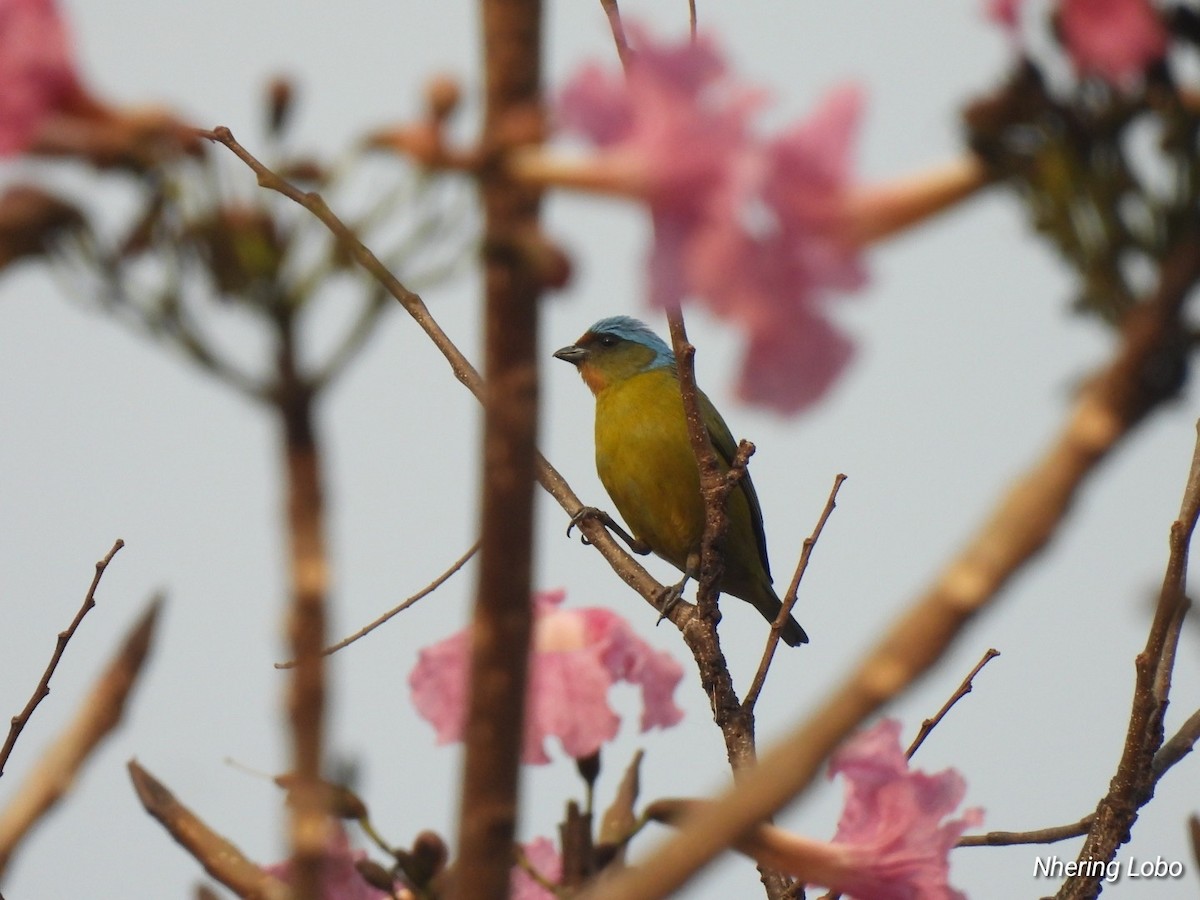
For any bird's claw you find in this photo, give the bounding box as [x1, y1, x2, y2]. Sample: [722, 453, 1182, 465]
[655, 578, 688, 626]
[566, 506, 605, 545]
[568, 506, 651, 556]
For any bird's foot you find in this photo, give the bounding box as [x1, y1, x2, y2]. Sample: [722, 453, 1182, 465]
[566, 506, 605, 545]
[567, 506, 651, 555]
[655, 575, 690, 626]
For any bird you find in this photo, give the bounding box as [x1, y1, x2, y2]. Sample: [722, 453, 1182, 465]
[553, 315, 808, 647]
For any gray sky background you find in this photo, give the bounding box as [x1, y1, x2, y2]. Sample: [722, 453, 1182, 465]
[2, 1, 1199, 897]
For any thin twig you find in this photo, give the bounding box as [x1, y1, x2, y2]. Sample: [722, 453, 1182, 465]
[958, 815, 1095, 847]
[957, 693, 1200, 849]
[128, 760, 290, 900]
[0, 597, 162, 875]
[600, 0, 633, 71]
[688, 0, 697, 39]
[906, 648, 1000, 759]
[0, 539, 124, 779]
[744, 475, 846, 712]
[1152, 704, 1200, 777]
[275, 539, 480, 668]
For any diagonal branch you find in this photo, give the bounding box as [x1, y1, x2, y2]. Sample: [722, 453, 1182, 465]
[198, 128, 674, 625]
[744, 474, 846, 713]
[0, 596, 162, 876]
[128, 760, 290, 900]
[906, 648, 1000, 760]
[275, 539, 480, 667]
[0, 539, 124, 779]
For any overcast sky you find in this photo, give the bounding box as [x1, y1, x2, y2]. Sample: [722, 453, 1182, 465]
[2, 1, 1199, 897]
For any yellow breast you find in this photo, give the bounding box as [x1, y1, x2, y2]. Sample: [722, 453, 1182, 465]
[593, 369, 705, 570]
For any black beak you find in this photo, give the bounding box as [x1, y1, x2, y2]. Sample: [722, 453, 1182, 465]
[553, 344, 587, 365]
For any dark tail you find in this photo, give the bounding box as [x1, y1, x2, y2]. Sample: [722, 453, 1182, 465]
[746, 584, 809, 647]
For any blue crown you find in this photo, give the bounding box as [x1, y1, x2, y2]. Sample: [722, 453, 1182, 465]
[588, 316, 675, 370]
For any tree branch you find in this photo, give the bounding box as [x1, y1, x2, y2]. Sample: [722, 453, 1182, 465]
[0, 539, 124, 779]
[275, 539, 480, 668]
[198, 127, 676, 630]
[744, 475, 846, 713]
[449, 1, 545, 896]
[0, 596, 161, 875]
[959, 816, 1095, 848]
[1056, 418, 1200, 898]
[906, 648, 1000, 760]
[271, 298, 330, 900]
[128, 760, 289, 900]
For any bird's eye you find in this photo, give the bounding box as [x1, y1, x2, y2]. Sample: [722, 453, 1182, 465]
[598, 335, 617, 348]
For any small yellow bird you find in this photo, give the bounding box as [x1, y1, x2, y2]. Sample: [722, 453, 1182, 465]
[554, 316, 808, 647]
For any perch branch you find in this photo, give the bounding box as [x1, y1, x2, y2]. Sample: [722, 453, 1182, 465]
[198, 128, 675, 630]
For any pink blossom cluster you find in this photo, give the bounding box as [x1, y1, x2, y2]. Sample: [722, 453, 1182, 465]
[727, 719, 982, 899]
[988, 0, 1168, 87]
[558, 28, 866, 414]
[823, 719, 982, 898]
[265, 826, 400, 900]
[0, 0, 84, 155]
[510, 836, 562, 900]
[409, 589, 684, 765]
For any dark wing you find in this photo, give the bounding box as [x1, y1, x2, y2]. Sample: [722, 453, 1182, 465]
[697, 389, 773, 582]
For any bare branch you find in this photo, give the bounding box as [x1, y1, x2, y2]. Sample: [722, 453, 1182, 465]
[0, 596, 161, 875]
[128, 760, 290, 900]
[199, 128, 675, 629]
[959, 815, 1095, 848]
[600, 0, 633, 71]
[745, 474, 846, 712]
[272, 300, 331, 900]
[906, 648, 1000, 760]
[449, 1, 545, 896]
[0, 539, 124, 779]
[1152, 705, 1200, 778]
[1058, 418, 1200, 898]
[276, 539, 480, 668]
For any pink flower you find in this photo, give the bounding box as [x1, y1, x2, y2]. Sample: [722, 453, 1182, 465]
[265, 825, 400, 900]
[511, 837, 562, 900]
[985, 0, 1023, 33]
[986, 0, 1167, 87]
[409, 589, 684, 765]
[824, 719, 982, 898]
[686, 85, 866, 411]
[1058, 0, 1167, 86]
[0, 0, 86, 155]
[708, 719, 981, 898]
[559, 27, 865, 414]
